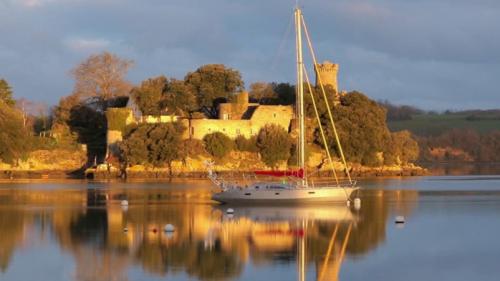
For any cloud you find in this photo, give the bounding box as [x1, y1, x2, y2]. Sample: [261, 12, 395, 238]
[0, 0, 499, 109]
[21, 0, 42, 7]
[64, 37, 111, 53]
[13, 0, 80, 8]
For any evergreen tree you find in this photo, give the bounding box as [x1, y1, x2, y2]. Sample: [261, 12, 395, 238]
[185, 64, 244, 114]
[163, 79, 198, 116]
[257, 124, 292, 168]
[131, 76, 167, 115]
[0, 79, 15, 107]
[320, 91, 391, 166]
[0, 102, 30, 163]
[147, 123, 184, 174]
[203, 132, 233, 159]
[132, 76, 198, 116]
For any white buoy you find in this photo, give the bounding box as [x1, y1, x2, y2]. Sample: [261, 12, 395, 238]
[395, 216, 405, 224]
[121, 200, 129, 207]
[353, 198, 361, 210]
[164, 224, 175, 232]
[226, 208, 234, 214]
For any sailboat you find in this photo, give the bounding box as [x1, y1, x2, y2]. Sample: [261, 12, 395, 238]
[207, 7, 359, 204]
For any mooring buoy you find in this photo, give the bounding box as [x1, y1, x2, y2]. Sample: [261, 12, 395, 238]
[226, 208, 234, 214]
[353, 198, 361, 210]
[395, 216, 405, 224]
[164, 224, 175, 232]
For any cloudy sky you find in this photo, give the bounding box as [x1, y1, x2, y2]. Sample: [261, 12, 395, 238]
[0, 0, 499, 110]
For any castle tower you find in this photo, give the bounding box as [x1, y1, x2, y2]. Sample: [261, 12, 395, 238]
[218, 91, 249, 120]
[315, 60, 339, 93]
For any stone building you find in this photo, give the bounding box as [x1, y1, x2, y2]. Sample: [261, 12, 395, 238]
[105, 91, 294, 156]
[187, 91, 293, 139]
[106, 60, 342, 151]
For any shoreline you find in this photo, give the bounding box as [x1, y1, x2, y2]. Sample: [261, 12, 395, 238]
[0, 165, 427, 181]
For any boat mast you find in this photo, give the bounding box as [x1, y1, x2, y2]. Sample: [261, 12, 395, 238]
[295, 7, 306, 186]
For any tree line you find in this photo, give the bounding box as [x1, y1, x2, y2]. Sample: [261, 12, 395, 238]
[118, 123, 292, 175]
[380, 101, 500, 162]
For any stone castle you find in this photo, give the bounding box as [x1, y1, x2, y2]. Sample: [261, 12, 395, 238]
[315, 60, 339, 93]
[189, 92, 293, 139]
[106, 60, 340, 154]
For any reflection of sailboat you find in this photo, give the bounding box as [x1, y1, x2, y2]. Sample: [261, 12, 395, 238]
[217, 205, 356, 223]
[213, 204, 356, 281]
[208, 7, 359, 204]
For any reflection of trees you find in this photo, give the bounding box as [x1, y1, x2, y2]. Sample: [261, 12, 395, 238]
[69, 209, 108, 247]
[130, 205, 243, 281]
[186, 240, 243, 281]
[0, 186, 419, 280]
[345, 193, 388, 255]
[347, 189, 418, 256]
[0, 209, 28, 272]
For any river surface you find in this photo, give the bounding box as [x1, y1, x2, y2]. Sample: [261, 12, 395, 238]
[1, 176, 500, 281]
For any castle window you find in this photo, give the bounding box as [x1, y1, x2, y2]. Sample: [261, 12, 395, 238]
[223, 113, 229, 120]
[190, 127, 194, 136]
[273, 113, 277, 118]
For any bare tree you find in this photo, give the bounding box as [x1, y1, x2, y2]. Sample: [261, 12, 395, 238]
[71, 51, 134, 101]
[15, 98, 32, 128]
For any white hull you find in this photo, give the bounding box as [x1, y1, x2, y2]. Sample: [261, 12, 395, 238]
[212, 186, 358, 204]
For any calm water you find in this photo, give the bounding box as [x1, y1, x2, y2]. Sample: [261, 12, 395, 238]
[1, 176, 500, 281]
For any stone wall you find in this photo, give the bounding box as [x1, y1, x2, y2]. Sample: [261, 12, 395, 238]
[187, 105, 293, 140]
[187, 119, 253, 139]
[140, 115, 178, 124]
[249, 105, 293, 131]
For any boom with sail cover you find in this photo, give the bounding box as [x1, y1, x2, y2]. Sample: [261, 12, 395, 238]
[254, 169, 304, 179]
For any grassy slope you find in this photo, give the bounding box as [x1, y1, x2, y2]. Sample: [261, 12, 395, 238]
[388, 114, 500, 136]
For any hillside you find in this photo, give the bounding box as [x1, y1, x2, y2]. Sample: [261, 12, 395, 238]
[388, 113, 500, 136]
[384, 108, 500, 163]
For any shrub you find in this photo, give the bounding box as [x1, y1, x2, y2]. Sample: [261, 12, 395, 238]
[120, 122, 184, 174]
[179, 139, 207, 161]
[235, 135, 258, 152]
[384, 130, 419, 165]
[203, 132, 234, 159]
[257, 124, 291, 168]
